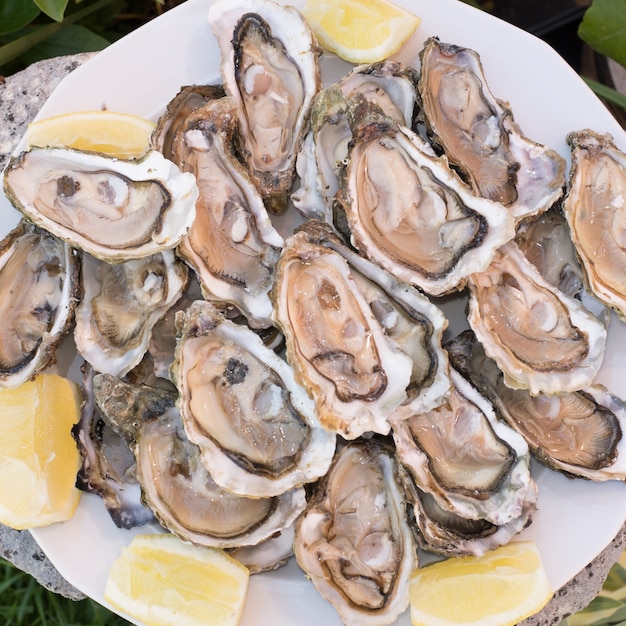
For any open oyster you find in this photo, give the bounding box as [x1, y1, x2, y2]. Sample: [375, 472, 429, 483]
[448, 329, 626, 481]
[418, 37, 566, 223]
[74, 250, 188, 377]
[467, 240, 607, 395]
[336, 98, 516, 296]
[294, 438, 417, 626]
[173, 96, 283, 329]
[271, 227, 413, 439]
[208, 0, 321, 212]
[171, 300, 336, 497]
[563, 129, 626, 320]
[3, 147, 198, 262]
[0, 220, 78, 388]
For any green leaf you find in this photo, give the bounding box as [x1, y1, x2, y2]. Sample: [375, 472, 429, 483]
[0, 0, 40, 35]
[578, 0, 626, 69]
[34, 0, 69, 22]
[18, 23, 109, 64]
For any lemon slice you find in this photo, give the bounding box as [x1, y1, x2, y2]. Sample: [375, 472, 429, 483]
[26, 110, 156, 158]
[105, 534, 250, 626]
[302, 0, 421, 64]
[409, 541, 553, 626]
[0, 374, 82, 530]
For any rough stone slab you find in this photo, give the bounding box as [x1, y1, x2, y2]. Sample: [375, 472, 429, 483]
[1, 51, 626, 620]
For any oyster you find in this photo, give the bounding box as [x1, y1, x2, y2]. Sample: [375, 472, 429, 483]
[271, 227, 413, 439]
[95, 372, 305, 549]
[171, 300, 336, 497]
[0, 220, 78, 388]
[336, 98, 516, 296]
[74, 250, 188, 377]
[72, 365, 155, 529]
[3, 147, 198, 262]
[392, 367, 536, 526]
[294, 439, 417, 626]
[563, 130, 626, 320]
[418, 37, 566, 223]
[173, 96, 283, 329]
[467, 241, 607, 395]
[208, 0, 321, 212]
[448, 329, 626, 481]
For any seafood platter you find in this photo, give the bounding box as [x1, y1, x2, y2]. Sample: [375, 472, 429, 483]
[1, 0, 626, 624]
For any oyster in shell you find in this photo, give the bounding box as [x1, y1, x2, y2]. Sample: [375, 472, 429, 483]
[563, 130, 626, 320]
[294, 438, 417, 626]
[0, 220, 78, 388]
[74, 250, 188, 377]
[448, 329, 626, 481]
[208, 0, 321, 212]
[271, 227, 413, 439]
[3, 147, 198, 262]
[171, 300, 336, 497]
[173, 96, 283, 329]
[336, 98, 516, 296]
[467, 241, 607, 395]
[392, 367, 536, 526]
[418, 37, 566, 223]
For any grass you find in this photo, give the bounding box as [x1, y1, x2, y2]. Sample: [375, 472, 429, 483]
[0, 557, 130, 626]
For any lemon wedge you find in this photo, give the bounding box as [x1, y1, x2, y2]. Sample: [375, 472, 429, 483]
[105, 534, 250, 626]
[0, 374, 82, 530]
[302, 0, 421, 64]
[26, 109, 155, 158]
[409, 541, 553, 626]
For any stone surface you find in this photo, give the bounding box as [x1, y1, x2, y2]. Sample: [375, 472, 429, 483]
[1, 51, 625, 621]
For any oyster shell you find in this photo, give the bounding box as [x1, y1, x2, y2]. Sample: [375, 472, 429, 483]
[294, 438, 417, 626]
[448, 329, 626, 481]
[0, 220, 78, 388]
[563, 129, 626, 320]
[467, 241, 607, 395]
[3, 147, 198, 262]
[418, 37, 566, 223]
[271, 227, 413, 439]
[208, 0, 321, 212]
[74, 250, 188, 377]
[171, 300, 336, 497]
[336, 98, 516, 296]
[173, 96, 283, 329]
[392, 367, 536, 526]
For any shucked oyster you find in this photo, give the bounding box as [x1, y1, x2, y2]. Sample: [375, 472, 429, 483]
[3, 147, 198, 262]
[271, 227, 413, 439]
[0, 220, 78, 388]
[467, 241, 607, 395]
[171, 300, 336, 497]
[74, 250, 188, 377]
[563, 130, 626, 320]
[172, 96, 283, 329]
[208, 0, 321, 212]
[336, 98, 516, 296]
[294, 438, 417, 626]
[418, 37, 566, 223]
[448, 329, 626, 482]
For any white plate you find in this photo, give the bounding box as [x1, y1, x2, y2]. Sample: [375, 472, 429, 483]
[2, 0, 626, 624]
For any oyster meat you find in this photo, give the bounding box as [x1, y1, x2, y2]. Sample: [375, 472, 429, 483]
[74, 250, 188, 377]
[0, 220, 78, 388]
[208, 0, 321, 212]
[467, 240, 607, 395]
[563, 129, 626, 320]
[418, 37, 566, 223]
[336, 99, 516, 296]
[294, 439, 417, 626]
[271, 227, 413, 439]
[171, 300, 336, 497]
[3, 147, 198, 261]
